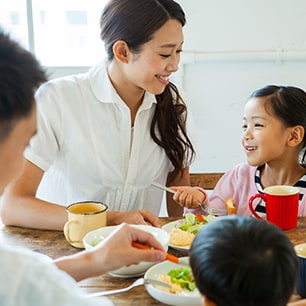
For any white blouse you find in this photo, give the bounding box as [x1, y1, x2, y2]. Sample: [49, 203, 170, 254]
[25, 61, 196, 214]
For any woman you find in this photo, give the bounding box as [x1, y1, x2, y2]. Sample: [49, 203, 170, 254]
[1, 0, 196, 230]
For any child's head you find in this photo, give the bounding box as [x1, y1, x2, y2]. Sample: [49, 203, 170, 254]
[100, 0, 185, 61]
[189, 215, 298, 306]
[250, 85, 306, 165]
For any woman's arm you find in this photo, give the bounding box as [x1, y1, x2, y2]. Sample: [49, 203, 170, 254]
[0, 160, 161, 229]
[0, 160, 68, 230]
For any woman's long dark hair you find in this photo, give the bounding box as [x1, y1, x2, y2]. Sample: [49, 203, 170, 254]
[251, 85, 306, 167]
[100, 0, 195, 180]
[152, 83, 194, 180]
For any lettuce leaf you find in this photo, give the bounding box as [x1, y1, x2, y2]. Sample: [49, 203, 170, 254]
[168, 267, 196, 291]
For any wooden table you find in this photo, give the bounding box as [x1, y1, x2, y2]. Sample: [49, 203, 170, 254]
[1, 217, 305, 305]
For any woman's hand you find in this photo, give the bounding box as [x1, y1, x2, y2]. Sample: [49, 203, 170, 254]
[107, 209, 161, 227]
[170, 186, 206, 208]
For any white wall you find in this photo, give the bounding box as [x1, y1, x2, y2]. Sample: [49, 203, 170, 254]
[176, 0, 306, 173]
[48, 0, 306, 175]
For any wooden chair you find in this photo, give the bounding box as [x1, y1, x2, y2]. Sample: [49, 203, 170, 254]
[190, 172, 224, 190]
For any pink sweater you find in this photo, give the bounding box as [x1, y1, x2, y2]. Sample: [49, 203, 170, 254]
[185, 162, 306, 217]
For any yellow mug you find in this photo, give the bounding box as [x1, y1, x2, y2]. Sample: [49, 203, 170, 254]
[63, 201, 108, 248]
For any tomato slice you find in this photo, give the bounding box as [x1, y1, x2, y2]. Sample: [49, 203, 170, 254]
[195, 214, 204, 222]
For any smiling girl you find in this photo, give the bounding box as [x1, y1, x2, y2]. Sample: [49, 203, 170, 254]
[1, 0, 196, 230]
[172, 85, 306, 216]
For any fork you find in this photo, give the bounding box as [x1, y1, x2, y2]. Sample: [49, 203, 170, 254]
[86, 277, 171, 297]
[199, 204, 227, 216]
[151, 181, 176, 194]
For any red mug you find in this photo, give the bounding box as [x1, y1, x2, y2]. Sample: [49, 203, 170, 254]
[248, 185, 299, 231]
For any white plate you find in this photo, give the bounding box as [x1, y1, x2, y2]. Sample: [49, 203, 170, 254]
[144, 257, 202, 306]
[162, 220, 190, 253]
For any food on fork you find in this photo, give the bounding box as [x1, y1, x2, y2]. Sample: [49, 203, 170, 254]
[156, 267, 197, 294]
[156, 274, 183, 293]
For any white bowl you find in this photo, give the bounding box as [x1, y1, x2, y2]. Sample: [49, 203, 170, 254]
[83, 224, 169, 278]
[144, 257, 202, 306]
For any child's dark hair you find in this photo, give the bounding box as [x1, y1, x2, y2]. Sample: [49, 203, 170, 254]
[250, 85, 306, 166]
[190, 215, 298, 306]
[0, 29, 46, 141]
[100, 0, 195, 180]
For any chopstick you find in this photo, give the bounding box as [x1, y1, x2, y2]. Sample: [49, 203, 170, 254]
[151, 181, 176, 194]
[132, 241, 187, 266]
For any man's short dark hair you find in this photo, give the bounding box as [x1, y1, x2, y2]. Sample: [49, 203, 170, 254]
[0, 29, 46, 140]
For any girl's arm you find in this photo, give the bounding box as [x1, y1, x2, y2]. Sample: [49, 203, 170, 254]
[167, 168, 208, 215]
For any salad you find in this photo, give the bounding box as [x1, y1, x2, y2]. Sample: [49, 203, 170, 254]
[178, 212, 216, 235]
[168, 213, 216, 246]
[168, 267, 196, 291]
[156, 267, 196, 293]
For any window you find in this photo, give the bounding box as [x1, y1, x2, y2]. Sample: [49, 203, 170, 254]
[0, 0, 29, 49]
[0, 0, 107, 67]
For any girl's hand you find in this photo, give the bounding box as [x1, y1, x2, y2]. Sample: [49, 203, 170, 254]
[170, 186, 206, 208]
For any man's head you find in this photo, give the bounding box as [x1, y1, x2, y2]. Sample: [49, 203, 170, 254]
[0, 29, 46, 192]
[190, 215, 298, 306]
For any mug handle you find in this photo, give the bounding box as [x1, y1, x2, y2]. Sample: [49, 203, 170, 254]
[63, 220, 80, 244]
[248, 194, 265, 220]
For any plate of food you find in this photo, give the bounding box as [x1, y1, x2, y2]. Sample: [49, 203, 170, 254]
[162, 213, 216, 253]
[83, 224, 169, 278]
[144, 257, 202, 306]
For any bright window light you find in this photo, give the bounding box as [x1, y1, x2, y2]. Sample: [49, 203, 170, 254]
[0, 0, 29, 49]
[32, 0, 106, 66]
[0, 0, 107, 67]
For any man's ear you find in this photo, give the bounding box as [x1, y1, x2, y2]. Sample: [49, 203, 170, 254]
[203, 296, 217, 306]
[288, 125, 304, 147]
[112, 40, 130, 64]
